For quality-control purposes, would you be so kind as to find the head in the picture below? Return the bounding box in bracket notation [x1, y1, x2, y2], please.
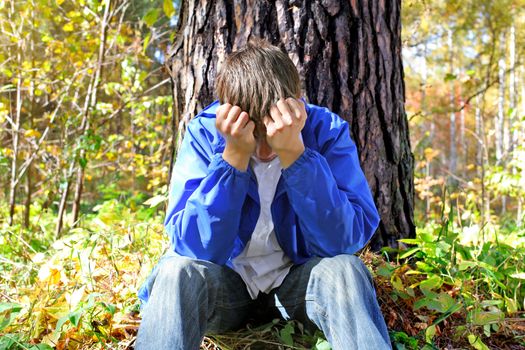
[215, 39, 301, 161]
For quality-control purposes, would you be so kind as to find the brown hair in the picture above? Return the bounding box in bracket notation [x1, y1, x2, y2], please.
[215, 38, 301, 125]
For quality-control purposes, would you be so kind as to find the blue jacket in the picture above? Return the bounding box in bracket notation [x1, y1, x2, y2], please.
[138, 100, 379, 302]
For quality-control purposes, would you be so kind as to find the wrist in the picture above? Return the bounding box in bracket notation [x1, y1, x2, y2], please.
[223, 144, 252, 171]
[277, 143, 305, 169]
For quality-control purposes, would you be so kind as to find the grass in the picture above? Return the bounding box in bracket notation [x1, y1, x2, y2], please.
[0, 199, 524, 349]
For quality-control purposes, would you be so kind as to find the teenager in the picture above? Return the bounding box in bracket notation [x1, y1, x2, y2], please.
[135, 39, 391, 350]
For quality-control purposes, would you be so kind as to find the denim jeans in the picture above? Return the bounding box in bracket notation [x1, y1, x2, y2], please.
[135, 253, 391, 350]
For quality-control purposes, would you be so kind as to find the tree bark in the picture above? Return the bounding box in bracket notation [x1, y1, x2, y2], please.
[167, 0, 415, 249]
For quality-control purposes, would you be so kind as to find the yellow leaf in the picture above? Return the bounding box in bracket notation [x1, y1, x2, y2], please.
[24, 129, 41, 138]
[56, 0, 65, 5]
[63, 22, 74, 32]
[106, 152, 116, 161]
[38, 263, 64, 286]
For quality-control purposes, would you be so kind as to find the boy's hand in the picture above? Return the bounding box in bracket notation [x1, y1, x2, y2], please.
[264, 98, 307, 168]
[216, 103, 256, 171]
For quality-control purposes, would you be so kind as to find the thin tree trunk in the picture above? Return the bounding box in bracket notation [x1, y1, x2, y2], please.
[497, 31, 506, 213]
[496, 31, 505, 162]
[167, 0, 415, 249]
[8, 6, 22, 226]
[509, 25, 516, 151]
[475, 96, 482, 181]
[478, 96, 491, 231]
[71, 0, 111, 225]
[508, 24, 518, 222]
[56, 164, 74, 239]
[421, 42, 432, 217]
[518, 66, 525, 226]
[448, 29, 457, 188]
[25, 1, 36, 228]
[458, 74, 466, 178]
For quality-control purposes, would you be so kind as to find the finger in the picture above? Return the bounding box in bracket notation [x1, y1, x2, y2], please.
[269, 104, 284, 129]
[226, 105, 242, 125]
[245, 120, 255, 134]
[285, 97, 303, 119]
[216, 103, 232, 121]
[232, 111, 249, 135]
[263, 115, 276, 136]
[276, 98, 293, 125]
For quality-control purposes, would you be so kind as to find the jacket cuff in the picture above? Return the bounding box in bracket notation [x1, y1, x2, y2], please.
[282, 147, 318, 182]
[208, 153, 251, 179]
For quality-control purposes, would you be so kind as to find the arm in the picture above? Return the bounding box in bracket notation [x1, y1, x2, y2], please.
[281, 111, 380, 257]
[164, 117, 251, 265]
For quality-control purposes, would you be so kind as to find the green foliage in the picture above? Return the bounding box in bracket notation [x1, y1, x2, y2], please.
[0, 197, 165, 348]
[381, 203, 525, 348]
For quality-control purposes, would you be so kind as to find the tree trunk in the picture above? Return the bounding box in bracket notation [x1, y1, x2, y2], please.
[497, 31, 507, 213]
[25, 2, 36, 228]
[71, 0, 111, 225]
[56, 170, 72, 239]
[447, 29, 457, 188]
[496, 31, 506, 163]
[518, 65, 525, 227]
[167, 0, 415, 249]
[421, 42, 433, 217]
[8, 13, 22, 226]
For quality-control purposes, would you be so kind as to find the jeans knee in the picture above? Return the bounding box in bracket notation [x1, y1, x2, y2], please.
[309, 255, 374, 297]
[337, 254, 371, 277]
[155, 256, 206, 288]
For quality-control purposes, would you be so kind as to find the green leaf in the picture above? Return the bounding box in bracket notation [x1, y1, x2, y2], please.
[470, 310, 504, 326]
[377, 264, 394, 278]
[399, 247, 420, 259]
[468, 334, 490, 350]
[314, 338, 332, 350]
[55, 314, 68, 332]
[163, 0, 175, 18]
[69, 310, 82, 327]
[420, 232, 434, 243]
[278, 322, 294, 346]
[0, 303, 22, 314]
[99, 301, 116, 315]
[143, 9, 160, 26]
[425, 324, 436, 343]
[143, 195, 167, 208]
[458, 261, 477, 271]
[79, 157, 88, 169]
[143, 32, 151, 55]
[414, 292, 456, 313]
[398, 238, 421, 245]
[419, 275, 443, 293]
[29, 344, 54, 350]
[480, 300, 503, 308]
[0, 303, 22, 331]
[0, 84, 15, 92]
[391, 275, 405, 292]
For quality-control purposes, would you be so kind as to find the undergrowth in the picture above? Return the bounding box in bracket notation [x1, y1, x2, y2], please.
[0, 199, 524, 349]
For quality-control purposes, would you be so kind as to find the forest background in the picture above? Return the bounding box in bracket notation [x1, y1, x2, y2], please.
[0, 0, 524, 349]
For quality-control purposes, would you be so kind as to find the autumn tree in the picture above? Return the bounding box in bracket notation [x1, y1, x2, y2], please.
[166, 0, 415, 249]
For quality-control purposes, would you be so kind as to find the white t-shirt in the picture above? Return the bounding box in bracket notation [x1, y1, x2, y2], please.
[231, 156, 293, 299]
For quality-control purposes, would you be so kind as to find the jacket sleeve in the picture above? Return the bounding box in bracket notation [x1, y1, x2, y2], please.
[164, 117, 250, 265]
[281, 113, 380, 257]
